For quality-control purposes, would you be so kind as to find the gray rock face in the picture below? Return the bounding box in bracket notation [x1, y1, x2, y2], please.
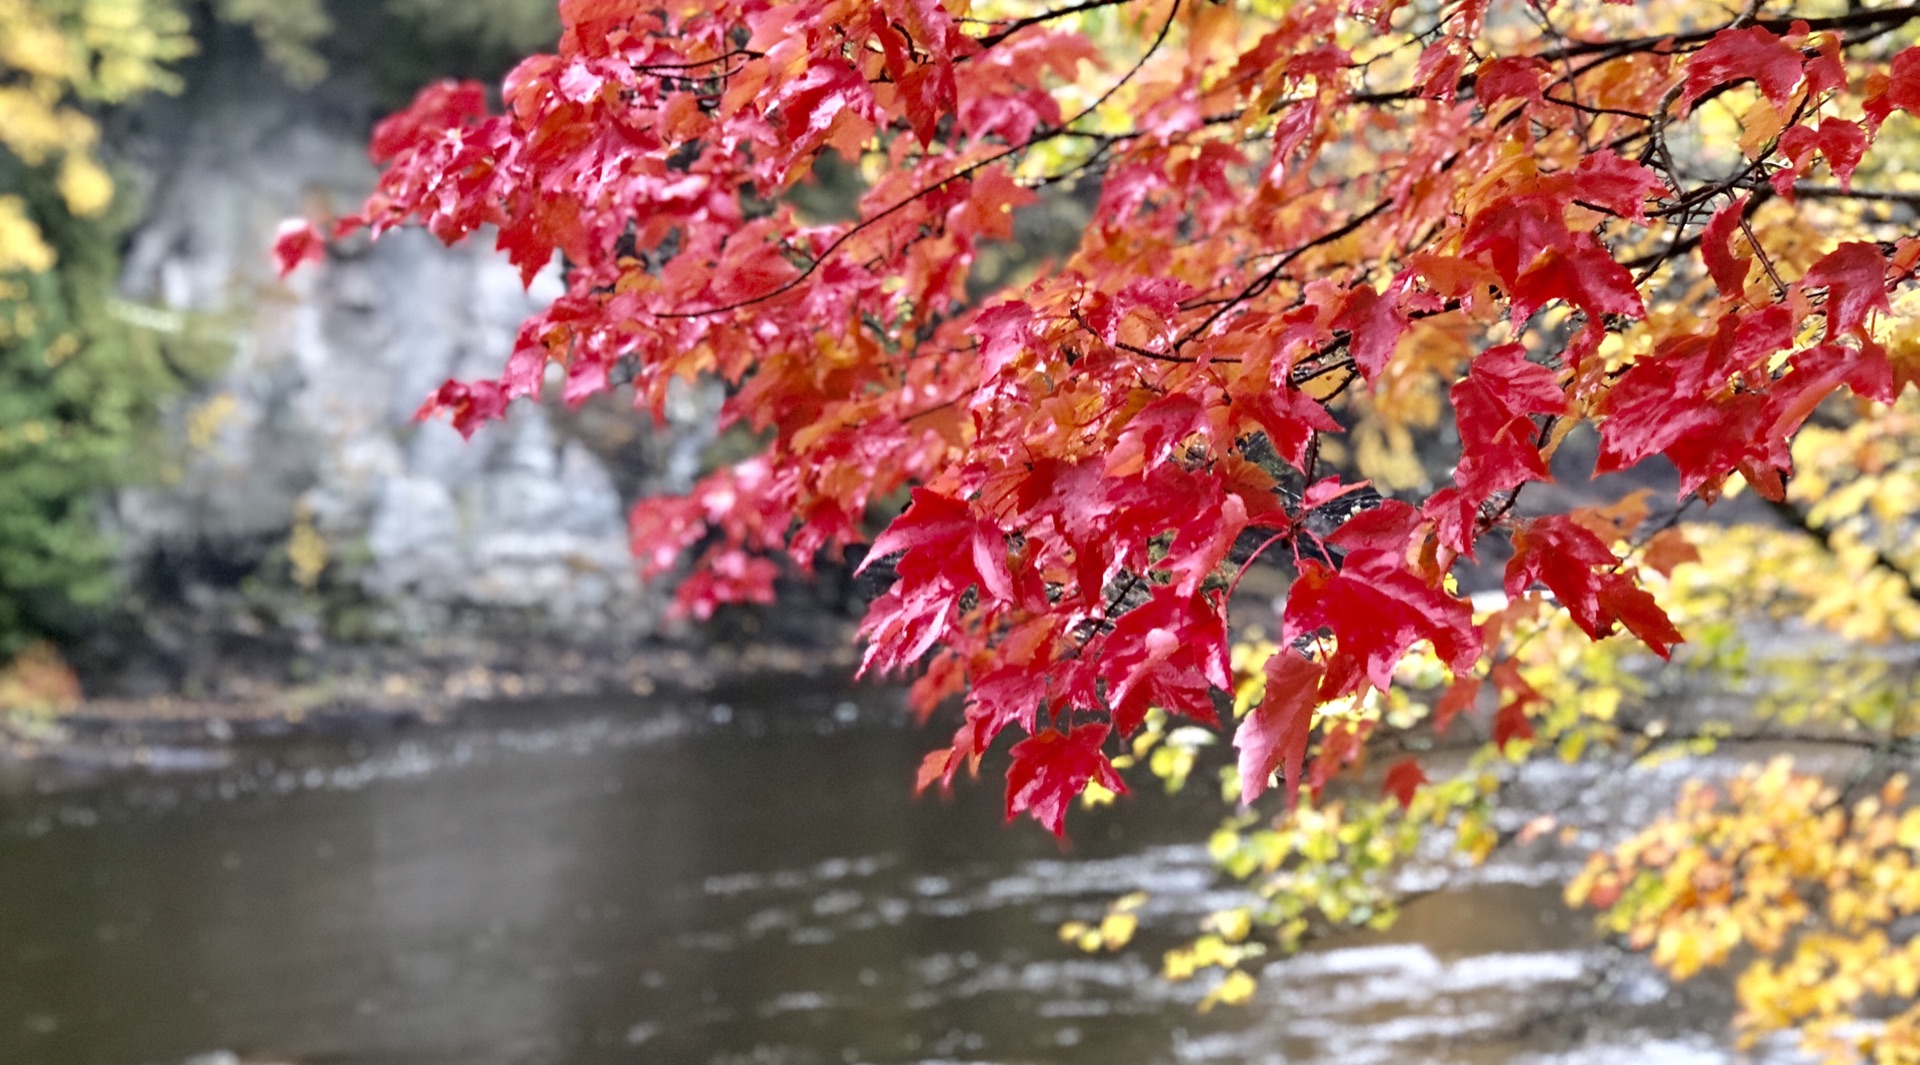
[106, 44, 711, 645]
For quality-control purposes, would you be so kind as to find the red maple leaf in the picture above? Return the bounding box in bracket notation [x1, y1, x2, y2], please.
[968, 301, 1036, 379]
[1006, 723, 1126, 836]
[1701, 196, 1752, 301]
[1230, 383, 1341, 470]
[368, 79, 488, 162]
[1471, 344, 1566, 415]
[1381, 758, 1428, 809]
[1509, 236, 1644, 322]
[1463, 194, 1569, 288]
[1492, 695, 1536, 751]
[1681, 26, 1804, 113]
[1433, 676, 1481, 735]
[1234, 649, 1326, 806]
[949, 166, 1037, 243]
[1285, 552, 1480, 698]
[1332, 285, 1408, 381]
[670, 546, 780, 620]
[1416, 41, 1466, 102]
[858, 489, 1019, 675]
[1596, 577, 1685, 659]
[960, 664, 1052, 752]
[1803, 242, 1891, 342]
[1596, 306, 1796, 481]
[1506, 516, 1681, 657]
[1474, 56, 1550, 104]
[1105, 391, 1218, 476]
[272, 219, 327, 277]
[417, 378, 510, 439]
[864, 488, 1014, 603]
[1780, 119, 1868, 192]
[1099, 586, 1231, 734]
[1450, 343, 1566, 501]
[1564, 150, 1665, 224]
[628, 495, 707, 579]
[1866, 46, 1920, 129]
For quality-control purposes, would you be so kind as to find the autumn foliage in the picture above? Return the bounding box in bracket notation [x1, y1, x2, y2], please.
[282, 0, 1920, 1057]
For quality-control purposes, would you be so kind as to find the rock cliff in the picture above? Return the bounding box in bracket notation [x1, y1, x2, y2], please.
[95, 31, 722, 689]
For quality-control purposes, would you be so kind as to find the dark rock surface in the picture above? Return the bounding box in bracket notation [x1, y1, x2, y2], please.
[82, 32, 737, 695]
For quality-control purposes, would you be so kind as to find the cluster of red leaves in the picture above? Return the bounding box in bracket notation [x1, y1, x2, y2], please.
[280, 0, 1920, 836]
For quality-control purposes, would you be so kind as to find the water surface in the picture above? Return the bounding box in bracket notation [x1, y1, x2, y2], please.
[0, 680, 1788, 1065]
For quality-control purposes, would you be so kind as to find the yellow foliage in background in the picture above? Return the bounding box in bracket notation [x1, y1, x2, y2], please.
[0, 0, 336, 274]
[1572, 764, 1920, 1064]
[0, 640, 81, 718]
[287, 503, 328, 590]
[0, 0, 191, 268]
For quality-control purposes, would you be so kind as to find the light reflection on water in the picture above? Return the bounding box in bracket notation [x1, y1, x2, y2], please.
[0, 682, 1801, 1065]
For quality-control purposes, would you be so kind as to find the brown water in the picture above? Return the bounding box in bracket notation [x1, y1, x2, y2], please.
[0, 680, 1795, 1065]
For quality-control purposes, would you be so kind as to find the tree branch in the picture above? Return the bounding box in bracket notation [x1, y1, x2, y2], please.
[972, 0, 1138, 48]
[1793, 183, 1920, 209]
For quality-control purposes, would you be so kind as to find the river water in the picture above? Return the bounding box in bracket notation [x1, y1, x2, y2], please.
[0, 678, 1800, 1065]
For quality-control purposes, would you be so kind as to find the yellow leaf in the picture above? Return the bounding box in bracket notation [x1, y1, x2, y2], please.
[1200, 969, 1257, 1012]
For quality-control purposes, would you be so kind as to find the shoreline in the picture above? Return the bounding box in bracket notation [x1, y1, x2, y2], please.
[2, 635, 865, 785]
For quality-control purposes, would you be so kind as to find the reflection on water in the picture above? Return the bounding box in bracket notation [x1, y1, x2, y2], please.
[0, 682, 1794, 1065]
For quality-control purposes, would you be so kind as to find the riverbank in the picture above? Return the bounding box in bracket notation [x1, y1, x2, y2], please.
[3, 627, 863, 786]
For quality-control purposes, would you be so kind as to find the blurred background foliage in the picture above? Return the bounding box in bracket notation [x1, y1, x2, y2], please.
[0, 0, 559, 664]
[380, 0, 558, 59]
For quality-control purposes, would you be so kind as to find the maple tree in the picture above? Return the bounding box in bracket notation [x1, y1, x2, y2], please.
[281, 0, 1920, 1057]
